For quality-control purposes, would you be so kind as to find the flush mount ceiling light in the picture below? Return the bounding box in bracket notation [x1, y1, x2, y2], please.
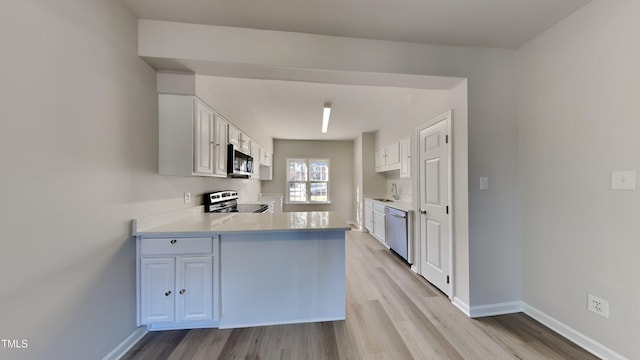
[322, 103, 331, 133]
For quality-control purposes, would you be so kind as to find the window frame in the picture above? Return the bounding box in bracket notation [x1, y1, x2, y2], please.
[286, 158, 331, 204]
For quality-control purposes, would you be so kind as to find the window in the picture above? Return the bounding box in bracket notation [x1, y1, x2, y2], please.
[287, 159, 330, 204]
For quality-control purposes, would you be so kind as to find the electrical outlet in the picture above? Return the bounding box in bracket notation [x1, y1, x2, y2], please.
[184, 192, 191, 204]
[611, 171, 636, 190]
[479, 177, 489, 190]
[587, 294, 609, 318]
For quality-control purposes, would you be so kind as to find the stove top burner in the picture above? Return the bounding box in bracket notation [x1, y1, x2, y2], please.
[203, 191, 269, 213]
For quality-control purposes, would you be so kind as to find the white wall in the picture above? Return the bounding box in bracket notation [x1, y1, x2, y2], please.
[517, 1, 640, 358]
[261, 140, 354, 222]
[137, 20, 522, 308]
[0, 1, 259, 359]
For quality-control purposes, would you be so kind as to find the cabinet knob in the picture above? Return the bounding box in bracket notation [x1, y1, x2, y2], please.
[165, 291, 172, 296]
[170, 239, 177, 244]
[179, 289, 186, 295]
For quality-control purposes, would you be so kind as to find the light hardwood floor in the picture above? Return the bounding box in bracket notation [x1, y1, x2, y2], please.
[123, 230, 597, 359]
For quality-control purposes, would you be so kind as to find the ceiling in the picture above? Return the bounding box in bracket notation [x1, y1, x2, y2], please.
[200, 76, 444, 141]
[121, 0, 591, 141]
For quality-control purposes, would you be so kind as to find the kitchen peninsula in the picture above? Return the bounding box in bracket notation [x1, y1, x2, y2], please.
[132, 208, 350, 331]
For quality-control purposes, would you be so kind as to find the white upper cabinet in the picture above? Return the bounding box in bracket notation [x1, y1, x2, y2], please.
[400, 137, 411, 178]
[375, 142, 401, 172]
[262, 149, 273, 167]
[228, 124, 240, 149]
[375, 149, 386, 169]
[249, 138, 260, 178]
[159, 94, 225, 177]
[228, 124, 250, 153]
[213, 116, 229, 177]
[193, 99, 215, 175]
[250, 138, 260, 160]
[158, 92, 269, 179]
[386, 142, 400, 165]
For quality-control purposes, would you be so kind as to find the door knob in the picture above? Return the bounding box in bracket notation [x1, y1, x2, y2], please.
[419, 209, 427, 215]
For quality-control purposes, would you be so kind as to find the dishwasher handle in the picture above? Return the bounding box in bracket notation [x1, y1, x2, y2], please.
[385, 207, 407, 218]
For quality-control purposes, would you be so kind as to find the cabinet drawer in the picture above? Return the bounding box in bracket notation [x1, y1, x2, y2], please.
[141, 237, 212, 255]
[373, 203, 386, 213]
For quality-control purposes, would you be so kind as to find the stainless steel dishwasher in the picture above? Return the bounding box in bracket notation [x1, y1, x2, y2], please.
[384, 206, 413, 264]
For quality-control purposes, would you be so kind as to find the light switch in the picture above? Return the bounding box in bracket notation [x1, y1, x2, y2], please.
[611, 171, 636, 190]
[479, 177, 489, 190]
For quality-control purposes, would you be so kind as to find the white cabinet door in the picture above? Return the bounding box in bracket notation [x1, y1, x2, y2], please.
[250, 140, 260, 159]
[240, 135, 250, 153]
[141, 257, 176, 324]
[262, 150, 273, 167]
[364, 200, 374, 232]
[375, 149, 386, 170]
[213, 116, 228, 177]
[176, 256, 213, 322]
[373, 211, 386, 244]
[400, 137, 411, 178]
[228, 124, 241, 149]
[385, 143, 400, 165]
[229, 126, 250, 154]
[375, 143, 401, 172]
[250, 140, 260, 178]
[194, 99, 215, 175]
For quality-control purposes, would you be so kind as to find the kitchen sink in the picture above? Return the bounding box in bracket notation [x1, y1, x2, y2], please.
[373, 198, 394, 202]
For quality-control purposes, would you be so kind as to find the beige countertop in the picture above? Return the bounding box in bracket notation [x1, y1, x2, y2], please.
[132, 208, 350, 237]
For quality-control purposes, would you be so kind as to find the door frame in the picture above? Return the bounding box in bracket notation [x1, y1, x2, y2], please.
[414, 110, 454, 299]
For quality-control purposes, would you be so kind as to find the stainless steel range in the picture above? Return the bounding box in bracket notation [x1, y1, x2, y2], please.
[203, 190, 269, 213]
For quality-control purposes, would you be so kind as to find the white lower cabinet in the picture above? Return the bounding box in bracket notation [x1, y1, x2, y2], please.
[373, 203, 386, 245]
[176, 256, 213, 322]
[138, 237, 219, 330]
[141, 257, 176, 324]
[364, 199, 374, 232]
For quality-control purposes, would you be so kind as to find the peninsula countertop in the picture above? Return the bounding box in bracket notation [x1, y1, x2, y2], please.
[132, 208, 351, 237]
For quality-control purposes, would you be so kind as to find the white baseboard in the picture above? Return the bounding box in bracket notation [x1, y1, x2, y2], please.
[452, 297, 470, 317]
[410, 265, 418, 273]
[449, 300, 627, 359]
[469, 301, 523, 318]
[102, 327, 148, 360]
[522, 303, 628, 360]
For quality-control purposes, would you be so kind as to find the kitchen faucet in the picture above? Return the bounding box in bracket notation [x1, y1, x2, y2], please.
[391, 183, 399, 200]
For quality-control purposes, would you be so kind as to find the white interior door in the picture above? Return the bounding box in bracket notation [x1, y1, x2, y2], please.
[418, 112, 451, 296]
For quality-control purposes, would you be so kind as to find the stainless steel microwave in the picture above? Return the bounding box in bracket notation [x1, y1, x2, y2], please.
[227, 144, 253, 178]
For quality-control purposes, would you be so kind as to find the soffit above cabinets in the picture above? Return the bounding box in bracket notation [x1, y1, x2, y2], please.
[121, 0, 590, 49]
